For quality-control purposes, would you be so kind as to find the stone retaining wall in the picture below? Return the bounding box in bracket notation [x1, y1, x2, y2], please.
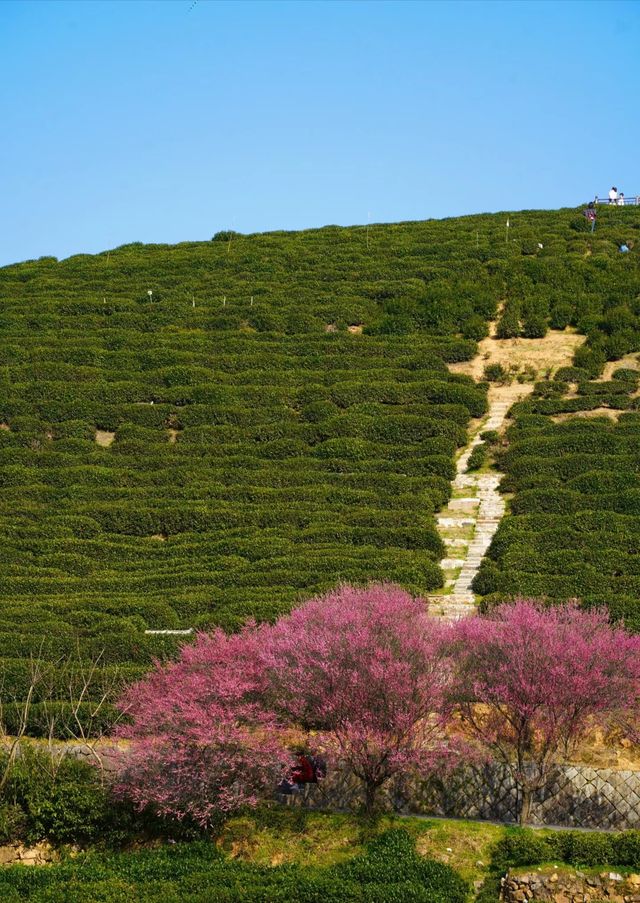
[0, 842, 58, 867]
[501, 869, 640, 902]
[20, 742, 640, 831]
[289, 762, 640, 830]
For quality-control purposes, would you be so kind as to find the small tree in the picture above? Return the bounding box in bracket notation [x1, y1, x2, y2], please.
[451, 600, 640, 825]
[115, 627, 286, 827]
[262, 583, 455, 814]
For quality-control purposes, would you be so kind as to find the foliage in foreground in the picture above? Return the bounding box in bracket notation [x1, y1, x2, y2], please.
[116, 586, 640, 827]
[477, 827, 640, 903]
[450, 600, 640, 825]
[116, 584, 456, 822]
[0, 828, 468, 903]
[0, 745, 116, 847]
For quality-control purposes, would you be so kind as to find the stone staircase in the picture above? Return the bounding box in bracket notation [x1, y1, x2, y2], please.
[428, 389, 531, 620]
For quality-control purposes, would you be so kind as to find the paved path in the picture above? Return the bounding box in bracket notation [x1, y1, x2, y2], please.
[429, 385, 533, 620]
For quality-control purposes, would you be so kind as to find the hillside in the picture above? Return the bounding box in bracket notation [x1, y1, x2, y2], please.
[0, 205, 639, 732]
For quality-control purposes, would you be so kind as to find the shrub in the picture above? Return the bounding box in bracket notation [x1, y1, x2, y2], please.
[0, 803, 27, 844]
[211, 230, 242, 241]
[483, 363, 507, 382]
[496, 301, 521, 339]
[462, 314, 489, 341]
[467, 442, 487, 471]
[0, 746, 110, 845]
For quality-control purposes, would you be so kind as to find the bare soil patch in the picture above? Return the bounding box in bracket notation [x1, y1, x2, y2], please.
[551, 408, 622, 423]
[0, 423, 10, 431]
[487, 382, 534, 413]
[599, 352, 640, 381]
[167, 428, 179, 444]
[95, 429, 115, 447]
[573, 726, 640, 769]
[449, 327, 585, 381]
[347, 324, 363, 334]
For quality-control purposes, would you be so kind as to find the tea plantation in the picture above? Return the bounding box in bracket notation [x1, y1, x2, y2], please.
[1, 205, 639, 730]
[475, 378, 640, 628]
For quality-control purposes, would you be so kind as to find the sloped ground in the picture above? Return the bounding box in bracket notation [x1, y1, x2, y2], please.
[429, 385, 532, 619]
[430, 325, 585, 620]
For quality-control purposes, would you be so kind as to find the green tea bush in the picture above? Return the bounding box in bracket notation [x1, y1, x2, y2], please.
[477, 408, 640, 626]
[0, 828, 468, 902]
[467, 442, 488, 471]
[490, 828, 640, 871]
[0, 746, 109, 845]
[483, 363, 508, 383]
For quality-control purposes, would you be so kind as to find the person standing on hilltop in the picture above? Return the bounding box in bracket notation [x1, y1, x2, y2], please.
[618, 193, 625, 206]
[584, 202, 597, 232]
[609, 186, 618, 204]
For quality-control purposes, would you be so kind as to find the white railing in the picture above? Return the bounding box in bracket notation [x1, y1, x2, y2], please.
[594, 194, 640, 206]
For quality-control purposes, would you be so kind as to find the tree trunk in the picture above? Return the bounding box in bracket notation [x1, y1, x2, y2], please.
[518, 785, 533, 826]
[364, 781, 377, 816]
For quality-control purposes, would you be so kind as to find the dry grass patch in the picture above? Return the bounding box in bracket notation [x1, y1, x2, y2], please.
[551, 408, 622, 423]
[415, 818, 504, 884]
[95, 429, 115, 447]
[449, 328, 585, 381]
[218, 809, 504, 884]
[599, 352, 640, 381]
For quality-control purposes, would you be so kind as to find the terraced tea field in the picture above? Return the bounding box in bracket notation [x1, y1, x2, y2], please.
[475, 371, 640, 629]
[1, 206, 639, 732]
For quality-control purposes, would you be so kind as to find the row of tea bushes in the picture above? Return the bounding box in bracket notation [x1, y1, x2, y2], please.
[0, 829, 468, 903]
[474, 393, 640, 627]
[2, 206, 638, 344]
[1, 206, 639, 727]
[0, 328, 486, 727]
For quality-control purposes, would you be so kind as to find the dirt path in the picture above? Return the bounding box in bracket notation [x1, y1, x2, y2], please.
[430, 324, 583, 621]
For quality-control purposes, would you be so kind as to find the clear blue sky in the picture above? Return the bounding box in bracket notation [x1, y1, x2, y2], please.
[1, 0, 638, 266]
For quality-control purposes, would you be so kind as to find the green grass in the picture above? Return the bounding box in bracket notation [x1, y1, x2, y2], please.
[0, 819, 470, 902]
[218, 810, 504, 884]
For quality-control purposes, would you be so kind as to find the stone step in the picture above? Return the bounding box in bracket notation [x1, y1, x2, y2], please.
[437, 516, 476, 526]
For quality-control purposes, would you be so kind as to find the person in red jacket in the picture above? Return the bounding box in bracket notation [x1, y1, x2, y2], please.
[276, 747, 326, 795]
[290, 753, 315, 785]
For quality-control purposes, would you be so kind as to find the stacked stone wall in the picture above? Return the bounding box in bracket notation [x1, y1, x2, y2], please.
[501, 869, 640, 902]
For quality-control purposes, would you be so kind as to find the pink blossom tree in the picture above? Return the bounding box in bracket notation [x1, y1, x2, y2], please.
[451, 600, 640, 825]
[114, 626, 287, 827]
[115, 583, 456, 822]
[261, 583, 456, 814]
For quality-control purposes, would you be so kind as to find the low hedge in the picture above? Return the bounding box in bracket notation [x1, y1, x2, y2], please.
[478, 828, 640, 903]
[0, 828, 468, 902]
